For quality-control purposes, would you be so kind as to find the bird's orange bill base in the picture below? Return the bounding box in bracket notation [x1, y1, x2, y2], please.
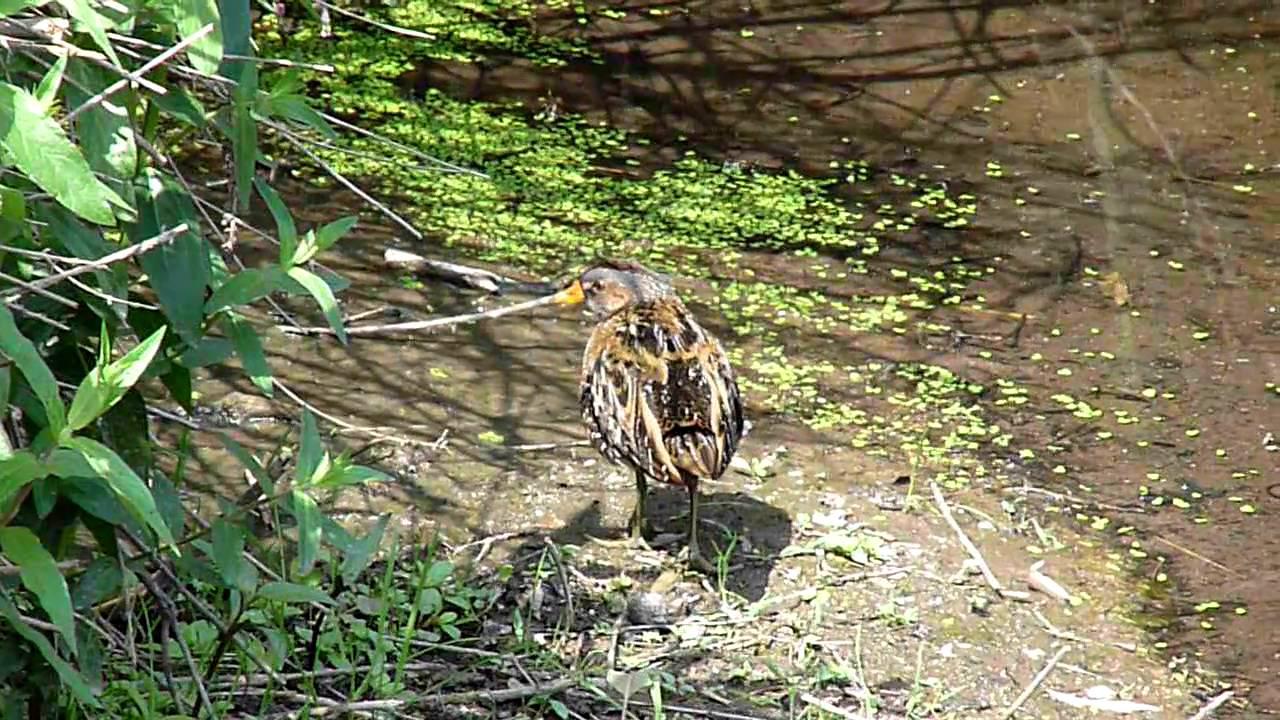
[552, 280, 585, 306]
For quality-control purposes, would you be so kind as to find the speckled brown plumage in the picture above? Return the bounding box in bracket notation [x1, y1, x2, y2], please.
[555, 261, 744, 571]
[580, 298, 743, 491]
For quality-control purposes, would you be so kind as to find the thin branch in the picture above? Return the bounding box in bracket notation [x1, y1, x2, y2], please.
[0, 223, 187, 302]
[317, 111, 488, 179]
[265, 119, 422, 240]
[65, 23, 217, 123]
[931, 483, 1005, 594]
[1002, 646, 1068, 719]
[0, 269, 78, 309]
[312, 0, 438, 40]
[1187, 690, 1234, 720]
[4, 301, 70, 331]
[279, 292, 564, 338]
[133, 568, 218, 719]
[0, 244, 96, 265]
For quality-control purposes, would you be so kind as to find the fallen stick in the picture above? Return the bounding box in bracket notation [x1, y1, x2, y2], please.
[1187, 690, 1234, 720]
[931, 483, 1004, 594]
[383, 248, 512, 293]
[279, 291, 564, 338]
[1002, 646, 1068, 719]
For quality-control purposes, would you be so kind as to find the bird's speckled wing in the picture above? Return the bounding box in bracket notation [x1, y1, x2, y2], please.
[579, 299, 744, 488]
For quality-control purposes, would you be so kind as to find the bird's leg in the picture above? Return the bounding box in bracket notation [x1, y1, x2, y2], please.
[627, 470, 655, 540]
[682, 485, 714, 574]
[588, 471, 653, 550]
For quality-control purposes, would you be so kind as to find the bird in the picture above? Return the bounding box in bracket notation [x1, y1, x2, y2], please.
[553, 260, 745, 572]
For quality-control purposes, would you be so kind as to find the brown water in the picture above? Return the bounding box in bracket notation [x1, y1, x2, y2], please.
[172, 1, 1280, 715]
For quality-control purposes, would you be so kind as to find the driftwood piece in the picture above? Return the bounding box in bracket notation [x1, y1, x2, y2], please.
[383, 249, 528, 294]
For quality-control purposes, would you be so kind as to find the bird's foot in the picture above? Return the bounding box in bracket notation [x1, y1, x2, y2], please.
[678, 544, 716, 575]
[586, 534, 655, 551]
[587, 522, 655, 551]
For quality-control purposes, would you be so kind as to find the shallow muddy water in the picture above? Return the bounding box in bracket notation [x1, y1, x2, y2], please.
[174, 0, 1280, 715]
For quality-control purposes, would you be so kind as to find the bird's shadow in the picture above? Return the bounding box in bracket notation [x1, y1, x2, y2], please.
[545, 485, 793, 603]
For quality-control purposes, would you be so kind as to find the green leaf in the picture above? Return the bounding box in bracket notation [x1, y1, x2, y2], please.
[210, 518, 252, 592]
[290, 489, 321, 575]
[0, 305, 66, 436]
[217, 0, 252, 81]
[218, 434, 274, 496]
[176, 2, 222, 75]
[0, 450, 45, 511]
[150, 85, 206, 127]
[0, 0, 50, 17]
[159, 363, 193, 413]
[253, 178, 296, 265]
[204, 266, 286, 314]
[66, 326, 166, 432]
[424, 560, 452, 588]
[257, 581, 333, 605]
[268, 95, 336, 138]
[339, 514, 387, 585]
[34, 54, 67, 110]
[55, 0, 121, 66]
[37, 205, 128, 308]
[0, 593, 99, 706]
[71, 558, 122, 610]
[66, 62, 138, 192]
[294, 409, 322, 485]
[314, 216, 357, 253]
[0, 527, 77, 657]
[59, 477, 137, 528]
[0, 185, 29, 246]
[133, 169, 210, 344]
[50, 438, 176, 549]
[230, 65, 258, 211]
[178, 337, 233, 368]
[223, 313, 272, 396]
[0, 82, 129, 225]
[150, 471, 186, 541]
[286, 266, 347, 345]
[314, 457, 391, 490]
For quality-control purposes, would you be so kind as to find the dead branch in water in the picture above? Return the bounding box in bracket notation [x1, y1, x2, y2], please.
[384, 248, 520, 294]
[279, 291, 565, 338]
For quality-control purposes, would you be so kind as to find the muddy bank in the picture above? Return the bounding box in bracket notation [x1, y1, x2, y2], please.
[156, 0, 1280, 715]
[387, 1, 1280, 712]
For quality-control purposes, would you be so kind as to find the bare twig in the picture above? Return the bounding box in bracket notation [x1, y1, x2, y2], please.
[931, 483, 1004, 594]
[1, 223, 187, 302]
[312, 0, 437, 40]
[1002, 646, 1068, 719]
[317, 111, 488, 179]
[203, 661, 449, 690]
[266, 119, 422, 239]
[383, 248, 522, 293]
[4, 302, 70, 331]
[1187, 690, 1234, 720]
[65, 23, 217, 122]
[1151, 535, 1242, 577]
[280, 292, 564, 337]
[800, 693, 867, 720]
[133, 568, 218, 719]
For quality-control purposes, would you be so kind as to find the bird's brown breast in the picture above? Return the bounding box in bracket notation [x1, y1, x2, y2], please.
[578, 298, 744, 489]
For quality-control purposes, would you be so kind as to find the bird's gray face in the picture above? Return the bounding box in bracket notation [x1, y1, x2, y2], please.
[578, 266, 672, 320]
[551, 262, 674, 320]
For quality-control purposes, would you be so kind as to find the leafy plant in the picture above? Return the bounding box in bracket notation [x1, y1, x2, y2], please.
[0, 0, 390, 712]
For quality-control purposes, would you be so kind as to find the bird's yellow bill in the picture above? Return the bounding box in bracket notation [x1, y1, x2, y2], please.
[552, 280, 585, 306]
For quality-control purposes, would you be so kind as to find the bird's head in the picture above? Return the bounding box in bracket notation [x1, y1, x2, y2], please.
[552, 260, 674, 320]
